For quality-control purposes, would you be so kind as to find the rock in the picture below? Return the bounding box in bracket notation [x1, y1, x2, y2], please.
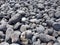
[52, 22, 60, 31]
[25, 30, 33, 39]
[20, 32, 28, 45]
[33, 39, 41, 45]
[37, 3, 44, 9]
[36, 25, 45, 33]
[53, 30, 58, 38]
[21, 17, 27, 22]
[6, 24, 14, 29]
[8, 13, 21, 24]
[39, 0, 45, 3]
[47, 28, 54, 35]
[55, 11, 60, 18]
[47, 42, 53, 45]
[14, 3, 20, 8]
[14, 22, 21, 29]
[39, 33, 56, 42]
[5, 28, 14, 41]
[57, 37, 60, 42]
[17, 10, 25, 14]
[20, 24, 30, 32]
[32, 33, 40, 42]
[53, 43, 60, 45]
[41, 43, 47, 45]
[57, 31, 60, 35]
[30, 19, 37, 23]
[46, 19, 54, 26]
[0, 42, 9, 45]
[10, 43, 19, 45]
[0, 31, 4, 36]
[11, 31, 21, 42]
[30, 23, 36, 29]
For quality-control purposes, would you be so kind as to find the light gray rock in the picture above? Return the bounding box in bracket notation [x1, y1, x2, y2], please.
[20, 24, 30, 32]
[14, 22, 21, 29]
[0, 42, 9, 45]
[5, 28, 14, 41]
[10, 43, 19, 45]
[57, 37, 60, 43]
[55, 11, 60, 18]
[11, 31, 21, 42]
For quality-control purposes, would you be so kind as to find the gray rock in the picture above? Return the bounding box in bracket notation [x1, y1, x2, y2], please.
[20, 24, 30, 32]
[41, 43, 47, 45]
[33, 39, 41, 45]
[55, 11, 60, 18]
[36, 25, 45, 33]
[14, 22, 21, 29]
[11, 31, 21, 42]
[0, 42, 9, 45]
[53, 22, 60, 31]
[57, 37, 60, 43]
[53, 43, 60, 45]
[47, 42, 53, 45]
[8, 13, 22, 24]
[10, 43, 19, 45]
[47, 28, 54, 35]
[37, 3, 44, 9]
[39, 33, 56, 42]
[30, 19, 37, 23]
[53, 30, 58, 37]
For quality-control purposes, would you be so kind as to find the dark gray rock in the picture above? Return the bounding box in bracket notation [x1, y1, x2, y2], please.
[53, 22, 60, 31]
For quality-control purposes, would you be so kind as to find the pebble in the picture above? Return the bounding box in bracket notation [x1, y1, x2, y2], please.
[30, 19, 37, 23]
[21, 17, 27, 22]
[57, 37, 60, 43]
[47, 42, 53, 45]
[36, 25, 45, 33]
[47, 28, 54, 35]
[5, 28, 14, 41]
[11, 31, 20, 42]
[20, 24, 30, 32]
[8, 13, 21, 24]
[33, 39, 41, 45]
[53, 43, 60, 45]
[14, 22, 21, 29]
[55, 11, 60, 18]
[0, 42, 9, 45]
[53, 22, 60, 31]
[41, 43, 47, 45]
[10, 43, 19, 45]
[39, 33, 56, 42]
[37, 3, 44, 9]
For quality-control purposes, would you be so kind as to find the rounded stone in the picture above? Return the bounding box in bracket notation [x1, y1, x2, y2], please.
[36, 25, 45, 33]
